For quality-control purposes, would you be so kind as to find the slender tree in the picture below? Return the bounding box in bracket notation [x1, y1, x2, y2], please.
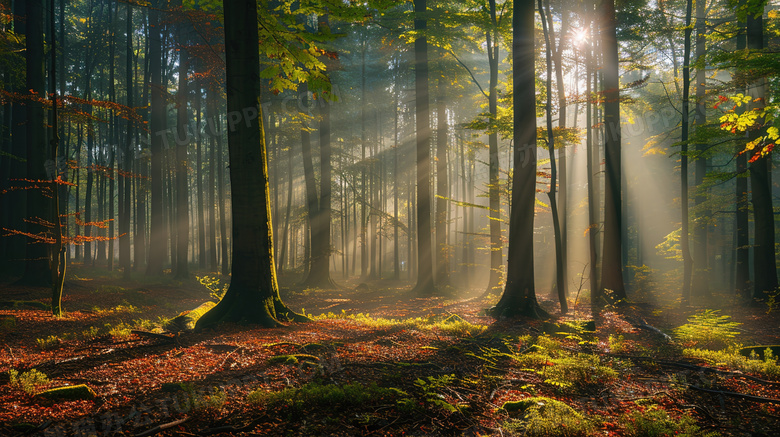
[598, 0, 626, 303]
[411, 0, 436, 295]
[680, 0, 693, 305]
[146, 0, 166, 276]
[490, 0, 546, 319]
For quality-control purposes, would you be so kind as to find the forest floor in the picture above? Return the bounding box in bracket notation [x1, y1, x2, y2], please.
[1, 265, 780, 436]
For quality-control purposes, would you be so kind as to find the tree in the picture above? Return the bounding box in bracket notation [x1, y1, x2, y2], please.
[490, 0, 547, 319]
[174, 20, 190, 280]
[692, 0, 709, 299]
[539, 0, 567, 314]
[746, 1, 777, 302]
[19, 0, 51, 286]
[680, 0, 694, 305]
[485, 0, 503, 296]
[195, 0, 305, 329]
[146, 0, 166, 276]
[411, 0, 436, 295]
[597, 0, 626, 303]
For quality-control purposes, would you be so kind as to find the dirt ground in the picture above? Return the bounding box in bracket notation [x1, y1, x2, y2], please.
[1, 265, 779, 436]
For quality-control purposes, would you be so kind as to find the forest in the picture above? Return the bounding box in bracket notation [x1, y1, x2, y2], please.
[1, 0, 780, 435]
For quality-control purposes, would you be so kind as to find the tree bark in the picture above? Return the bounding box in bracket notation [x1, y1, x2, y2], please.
[680, 0, 694, 305]
[20, 0, 52, 286]
[174, 25, 189, 280]
[435, 76, 449, 287]
[485, 0, 502, 296]
[147, 0, 166, 276]
[747, 6, 777, 302]
[692, 0, 709, 299]
[411, 0, 436, 295]
[598, 0, 626, 303]
[539, 0, 567, 314]
[196, 0, 305, 329]
[491, 0, 547, 319]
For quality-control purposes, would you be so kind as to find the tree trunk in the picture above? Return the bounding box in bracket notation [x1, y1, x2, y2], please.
[411, 0, 435, 295]
[680, 0, 694, 305]
[20, 0, 52, 286]
[435, 76, 449, 287]
[196, 0, 305, 329]
[598, 0, 626, 303]
[120, 1, 133, 278]
[491, 0, 547, 319]
[692, 0, 709, 299]
[196, 78, 207, 271]
[585, 1, 599, 305]
[539, 0, 567, 314]
[174, 27, 190, 280]
[747, 6, 777, 302]
[147, 0, 166, 276]
[485, 0, 502, 296]
[734, 0, 750, 297]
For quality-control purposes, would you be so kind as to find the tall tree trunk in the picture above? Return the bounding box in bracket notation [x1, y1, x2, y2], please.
[491, 0, 546, 319]
[747, 5, 777, 302]
[598, 0, 626, 303]
[207, 89, 219, 271]
[539, 0, 567, 314]
[435, 76, 449, 287]
[147, 0, 166, 275]
[550, 2, 569, 297]
[20, 0, 52, 285]
[120, 1, 133, 278]
[49, 0, 65, 316]
[411, 0, 435, 295]
[485, 0, 502, 296]
[196, 78, 206, 270]
[692, 0, 709, 299]
[174, 28, 189, 280]
[196, 0, 304, 329]
[680, 0, 694, 305]
[734, 0, 750, 297]
[585, 1, 599, 304]
[107, 3, 117, 271]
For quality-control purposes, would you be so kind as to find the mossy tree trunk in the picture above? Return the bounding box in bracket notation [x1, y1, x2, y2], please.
[196, 0, 305, 330]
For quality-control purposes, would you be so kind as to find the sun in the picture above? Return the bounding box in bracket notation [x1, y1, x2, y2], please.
[570, 27, 589, 47]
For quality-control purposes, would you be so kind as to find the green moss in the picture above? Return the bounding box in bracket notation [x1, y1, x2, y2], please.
[34, 384, 96, 401]
[164, 301, 216, 331]
[267, 354, 320, 365]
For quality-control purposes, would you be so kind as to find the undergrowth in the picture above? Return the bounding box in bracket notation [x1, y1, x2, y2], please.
[621, 404, 718, 436]
[312, 311, 486, 337]
[501, 396, 595, 436]
[9, 369, 49, 395]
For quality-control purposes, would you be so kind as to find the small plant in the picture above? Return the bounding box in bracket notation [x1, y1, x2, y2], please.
[36, 335, 62, 350]
[683, 346, 780, 380]
[501, 396, 594, 436]
[197, 275, 228, 301]
[608, 334, 625, 353]
[9, 369, 50, 395]
[412, 374, 461, 412]
[674, 310, 741, 350]
[81, 326, 101, 341]
[189, 387, 226, 413]
[91, 302, 138, 315]
[107, 322, 132, 339]
[622, 404, 717, 437]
